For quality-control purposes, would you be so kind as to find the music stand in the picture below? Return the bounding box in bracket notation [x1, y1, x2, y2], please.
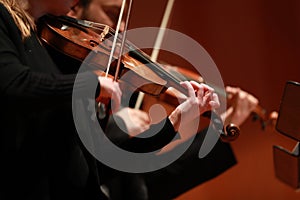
[273, 81, 300, 189]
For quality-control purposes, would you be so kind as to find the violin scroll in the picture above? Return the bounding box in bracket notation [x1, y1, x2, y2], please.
[221, 123, 240, 142]
[203, 111, 240, 142]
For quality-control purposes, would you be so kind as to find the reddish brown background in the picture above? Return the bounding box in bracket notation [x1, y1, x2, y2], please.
[128, 0, 300, 199]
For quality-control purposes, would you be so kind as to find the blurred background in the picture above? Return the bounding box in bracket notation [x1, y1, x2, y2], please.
[128, 0, 300, 199]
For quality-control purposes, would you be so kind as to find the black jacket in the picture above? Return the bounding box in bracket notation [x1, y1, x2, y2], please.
[0, 3, 103, 200]
[0, 4, 179, 199]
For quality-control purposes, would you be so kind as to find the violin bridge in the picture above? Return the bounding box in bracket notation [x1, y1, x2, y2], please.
[99, 26, 110, 41]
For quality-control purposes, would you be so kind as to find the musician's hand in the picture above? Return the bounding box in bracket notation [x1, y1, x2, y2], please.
[169, 81, 220, 132]
[224, 86, 258, 126]
[96, 76, 122, 113]
[115, 107, 151, 137]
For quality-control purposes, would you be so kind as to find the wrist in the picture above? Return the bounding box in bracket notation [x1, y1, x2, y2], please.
[168, 108, 181, 132]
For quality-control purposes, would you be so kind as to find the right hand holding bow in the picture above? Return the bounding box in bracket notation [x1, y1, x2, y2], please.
[96, 76, 122, 113]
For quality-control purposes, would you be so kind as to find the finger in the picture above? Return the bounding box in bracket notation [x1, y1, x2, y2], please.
[212, 93, 220, 104]
[226, 88, 240, 106]
[209, 93, 220, 109]
[141, 112, 151, 124]
[190, 81, 214, 95]
[203, 85, 216, 103]
[226, 87, 240, 102]
[180, 81, 196, 98]
[189, 80, 202, 90]
[249, 95, 259, 106]
[198, 82, 215, 93]
[203, 90, 220, 110]
[111, 85, 122, 113]
[225, 86, 240, 95]
[202, 89, 214, 104]
[114, 82, 122, 100]
[247, 94, 259, 111]
[189, 81, 204, 97]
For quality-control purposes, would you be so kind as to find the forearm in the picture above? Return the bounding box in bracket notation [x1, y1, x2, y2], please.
[105, 115, 177, 153]
[2, 70, 97, 106]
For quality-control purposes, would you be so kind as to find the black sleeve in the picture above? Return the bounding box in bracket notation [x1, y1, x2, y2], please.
[145, 129, 237, 200]
[105, 115, 177, 153]
[0, 5, 98, 107]
[1, 69, 96, 102]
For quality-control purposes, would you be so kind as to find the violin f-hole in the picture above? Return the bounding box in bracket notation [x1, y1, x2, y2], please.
[89, 39, 99, 47]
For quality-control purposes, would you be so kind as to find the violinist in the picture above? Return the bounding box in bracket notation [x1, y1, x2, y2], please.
[0, 0, 123, 199]
[68, 0, 260, 200]
[0, 0, 220, 199]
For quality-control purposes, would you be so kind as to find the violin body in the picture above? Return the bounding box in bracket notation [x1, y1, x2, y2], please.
[37, 14, 168, 95]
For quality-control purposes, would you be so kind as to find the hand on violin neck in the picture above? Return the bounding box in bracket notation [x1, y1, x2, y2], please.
[223, 86, 259, 126]
[168, 81, 220, 132]
[96, 76, 122, 113]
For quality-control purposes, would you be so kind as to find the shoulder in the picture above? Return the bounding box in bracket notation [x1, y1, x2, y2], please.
[0, 3, 24, 46]
[0, 3, 19, 34]
[0, 3, 13, 21]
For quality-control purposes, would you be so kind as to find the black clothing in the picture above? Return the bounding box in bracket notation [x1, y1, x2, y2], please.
[0, 4, 102, 200]
[0, 4, 179, 199]
[106, 115, 177, 153]
[145, 129, 236, 200]
[102, 93, 236, 200]
[105, 128, 236, 200]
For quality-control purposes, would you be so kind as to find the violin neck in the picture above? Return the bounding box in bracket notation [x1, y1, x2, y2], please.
[128, 50, 187, 95]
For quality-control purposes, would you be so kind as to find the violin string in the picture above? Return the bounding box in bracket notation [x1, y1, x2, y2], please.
[73, 15, 183, 88]
[134, 0, 175, 109]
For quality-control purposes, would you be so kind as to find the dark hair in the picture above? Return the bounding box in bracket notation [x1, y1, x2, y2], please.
[79, 0, 92, 8]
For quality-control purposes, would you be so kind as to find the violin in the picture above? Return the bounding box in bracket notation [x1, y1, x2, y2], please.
[36, 14, 239, 142]
[37, 14, 170, 95]
[142, 64, 274, 130]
